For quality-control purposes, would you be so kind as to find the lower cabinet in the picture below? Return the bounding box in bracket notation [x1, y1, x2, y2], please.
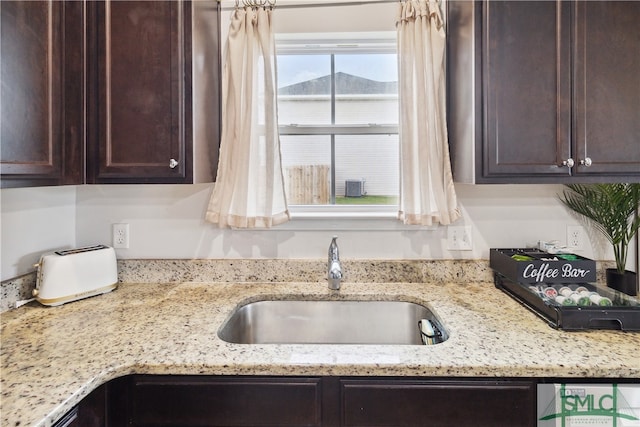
[130, 376, 323, 427]
[52, 383, 107, 427]
[66, 375, 534, 427]
[339, 378, 535, 427]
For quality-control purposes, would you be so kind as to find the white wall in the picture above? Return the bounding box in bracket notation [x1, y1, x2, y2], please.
[1, 186, 76, 280]
[72, 183, 620, 262]
[2, 182, 637, 282]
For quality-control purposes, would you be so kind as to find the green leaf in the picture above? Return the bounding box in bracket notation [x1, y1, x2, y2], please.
[559, 183, 640, 273]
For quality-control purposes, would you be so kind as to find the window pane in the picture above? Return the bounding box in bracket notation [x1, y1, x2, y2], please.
[275, 37, 399, 208]
[335, 54, 398, 125]
[280, 135, 331, 205]
[277, 55, 331, 125]
[335, 135, 399, 205]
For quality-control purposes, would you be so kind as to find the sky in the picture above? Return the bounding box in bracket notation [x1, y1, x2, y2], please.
[276, 53, 398, 88]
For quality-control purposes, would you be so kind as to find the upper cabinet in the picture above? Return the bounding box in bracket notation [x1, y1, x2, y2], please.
[573, 2, 640, 178]
[1, 0, 220, 188]
[448, 1, 640, 184]
[86, 0, 193, 184]
[0, 1, 84, 188]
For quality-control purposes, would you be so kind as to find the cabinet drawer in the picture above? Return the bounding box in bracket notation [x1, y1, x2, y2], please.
[131, 375, 322, 426]
[341, 379, 535, 427]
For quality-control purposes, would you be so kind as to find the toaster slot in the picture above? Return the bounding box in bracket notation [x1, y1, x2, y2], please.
[55, 244, 109, 256]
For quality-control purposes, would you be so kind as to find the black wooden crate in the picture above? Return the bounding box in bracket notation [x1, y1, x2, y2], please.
[490, 248, 596, 284]
[494, 273, 640, 331]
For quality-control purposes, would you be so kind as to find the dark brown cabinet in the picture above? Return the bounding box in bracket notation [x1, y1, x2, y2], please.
[46, 375, 640, 427]
[1, 0, 211, 188]
[0, 1, 84, 188]
[52, 382, 108, 427]
[448, 1, 640, 184]
[79, 375, 535, 427]
[86, 0, 193, 184]
[481, 1, 571, 180]
[339, 378, 535, 427]
[572, 1, 640, 178]
[130, 376, 323, 426]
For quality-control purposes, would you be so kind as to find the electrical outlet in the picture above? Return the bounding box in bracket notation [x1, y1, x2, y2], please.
[112, 223, 130, 249]
[447, 225, 473, 251]
[567, 225, 584, 250]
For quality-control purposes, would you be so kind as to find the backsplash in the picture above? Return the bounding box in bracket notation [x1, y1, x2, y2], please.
[115, 259, 493, 284]
[0, 273, 36, 312]
[1, 259, 492, 312]
[1, 258, 614, 313]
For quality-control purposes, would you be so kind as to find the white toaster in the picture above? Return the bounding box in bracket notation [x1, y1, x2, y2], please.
[33, 244, 118, 306]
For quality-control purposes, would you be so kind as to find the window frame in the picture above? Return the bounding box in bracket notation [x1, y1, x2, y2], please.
[276, 32, 400, 217]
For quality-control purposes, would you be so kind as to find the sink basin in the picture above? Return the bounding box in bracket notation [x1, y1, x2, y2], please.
[218, 300, 448, 345]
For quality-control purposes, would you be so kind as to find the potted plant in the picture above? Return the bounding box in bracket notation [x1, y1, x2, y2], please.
[559, 183, 640, 296]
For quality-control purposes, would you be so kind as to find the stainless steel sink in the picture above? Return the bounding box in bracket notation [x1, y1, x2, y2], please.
[218, 300, 448, 345]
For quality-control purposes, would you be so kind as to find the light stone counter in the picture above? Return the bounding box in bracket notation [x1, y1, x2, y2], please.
[1, 261, 638, 427]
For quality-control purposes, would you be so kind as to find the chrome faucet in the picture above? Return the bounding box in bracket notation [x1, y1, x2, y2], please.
[327, 235, 342, 290]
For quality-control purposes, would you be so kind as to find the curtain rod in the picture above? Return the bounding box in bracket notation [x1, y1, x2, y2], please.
[220, 0, 395, 11]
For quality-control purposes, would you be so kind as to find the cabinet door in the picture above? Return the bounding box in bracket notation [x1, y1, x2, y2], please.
[87, 0, 192, 184]
[130, 375, 322, 426]
[52, 383, 107, 427]
[0, 1, 81, 188]
[482, 1, 572, 180]
[573, 1, 640, 178]
[341, 378, 536, 427]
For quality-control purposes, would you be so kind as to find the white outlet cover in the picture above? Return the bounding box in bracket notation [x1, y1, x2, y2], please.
[447, 225, 473, 251]
[112, 223, 130, 249]
[566, 225, 585, 250]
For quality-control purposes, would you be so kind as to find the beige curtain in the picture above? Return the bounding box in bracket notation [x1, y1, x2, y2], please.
[206, 6, 289, 228]
[396, 0, 460, 226]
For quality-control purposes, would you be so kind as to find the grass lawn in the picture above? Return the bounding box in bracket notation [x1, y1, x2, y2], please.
[335, 195, 398, 205]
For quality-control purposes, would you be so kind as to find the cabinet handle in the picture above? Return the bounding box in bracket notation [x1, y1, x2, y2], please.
[580, 157, 592, 167]
[561, 158, 575, 168]
[169, 159, 179, 169]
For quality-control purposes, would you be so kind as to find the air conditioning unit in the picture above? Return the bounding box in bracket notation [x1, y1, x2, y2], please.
[345, 179, 366, 197]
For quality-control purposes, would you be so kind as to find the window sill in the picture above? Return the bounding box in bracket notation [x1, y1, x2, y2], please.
[276, 206, 438, 231]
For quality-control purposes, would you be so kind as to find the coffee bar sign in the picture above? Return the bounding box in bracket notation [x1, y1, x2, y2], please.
[490, 249, 597, 284]
[523, 262, 592, 283]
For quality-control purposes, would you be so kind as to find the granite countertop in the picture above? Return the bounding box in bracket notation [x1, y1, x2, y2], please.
[2, 276, 640, 426]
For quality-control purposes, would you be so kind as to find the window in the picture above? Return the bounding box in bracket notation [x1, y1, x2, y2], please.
[276, 33, 399, 211]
